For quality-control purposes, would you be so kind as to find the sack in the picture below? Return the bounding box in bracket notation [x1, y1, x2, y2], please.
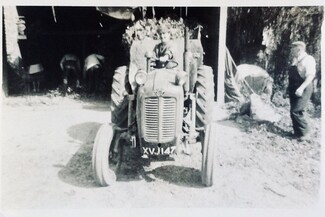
[249, 94, 281, 123]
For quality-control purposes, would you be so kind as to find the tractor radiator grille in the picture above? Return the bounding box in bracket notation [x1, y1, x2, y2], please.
[143, 97, 177, 143]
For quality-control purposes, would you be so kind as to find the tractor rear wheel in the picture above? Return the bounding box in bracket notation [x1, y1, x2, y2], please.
[111, 66, 131, 128]
[201, 122, 216, 187]
[92, 123, 117, 186]
[195, 65, 215, 187]
[195, 65, 215, 128]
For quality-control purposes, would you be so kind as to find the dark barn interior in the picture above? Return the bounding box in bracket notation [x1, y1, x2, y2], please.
[4, 6, 220, 96]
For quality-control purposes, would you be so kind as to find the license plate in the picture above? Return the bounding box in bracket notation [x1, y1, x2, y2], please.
[142, 146, 176, 155]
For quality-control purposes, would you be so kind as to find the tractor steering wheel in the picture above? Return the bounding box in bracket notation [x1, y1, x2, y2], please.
[153, 59, 178, 69]
[166, 60, 178, 69]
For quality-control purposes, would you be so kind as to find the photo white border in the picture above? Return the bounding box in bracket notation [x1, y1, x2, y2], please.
[1, 0, 324, 217]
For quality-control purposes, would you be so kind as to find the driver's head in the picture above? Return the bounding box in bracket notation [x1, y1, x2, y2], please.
[157, 24, 171, 43]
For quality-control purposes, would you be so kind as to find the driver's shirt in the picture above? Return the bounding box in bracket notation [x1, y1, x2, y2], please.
[154, 42, 173, 60]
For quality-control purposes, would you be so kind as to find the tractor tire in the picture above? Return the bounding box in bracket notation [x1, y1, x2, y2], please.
[111, 66, 131, 128]
[201, 122, 216, 187]
[92, 123, 117, 186]
[195, 65, 215, 128]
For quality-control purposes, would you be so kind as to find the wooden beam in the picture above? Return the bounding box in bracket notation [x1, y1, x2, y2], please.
[40, 29, 116, 36]
[217, 7, 228, 105]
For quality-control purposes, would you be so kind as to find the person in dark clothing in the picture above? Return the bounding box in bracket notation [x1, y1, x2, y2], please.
[83, 54, 105, 93]
[60, 54, 81, 95]
[287, 41, 316, 140]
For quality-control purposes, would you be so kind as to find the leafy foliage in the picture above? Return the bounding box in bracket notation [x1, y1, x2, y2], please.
[227, 7, 323, 105]
[122, 17, 202, 47]
[262, 7, 323, 90]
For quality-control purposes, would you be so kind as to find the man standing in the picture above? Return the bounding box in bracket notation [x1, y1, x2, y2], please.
[287, 41, 316, 140]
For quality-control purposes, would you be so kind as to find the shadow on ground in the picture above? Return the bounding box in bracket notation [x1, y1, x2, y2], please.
[57, 122, 101, 188]
[150, 165, 203, 188]
[218, 118, 290, 137]
[58, 122, 150, 187]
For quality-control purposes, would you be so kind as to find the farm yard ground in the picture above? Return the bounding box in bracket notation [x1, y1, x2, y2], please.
[0, 91, 324, 216]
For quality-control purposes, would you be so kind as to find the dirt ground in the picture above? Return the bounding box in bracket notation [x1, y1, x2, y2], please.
[0, 92, 323, 216]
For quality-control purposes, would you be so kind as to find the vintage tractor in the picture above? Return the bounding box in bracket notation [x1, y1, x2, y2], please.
[92, 25, 216, 187]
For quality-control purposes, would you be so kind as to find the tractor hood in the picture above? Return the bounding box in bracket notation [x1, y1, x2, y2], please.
[136, 68, 184, 145]
[141, 69, 180, 96]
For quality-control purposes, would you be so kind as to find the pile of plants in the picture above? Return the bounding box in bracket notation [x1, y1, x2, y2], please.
[122, 17, 201, 47]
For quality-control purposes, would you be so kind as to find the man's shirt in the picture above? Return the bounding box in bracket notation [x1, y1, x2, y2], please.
[83, 54, 105, 79]
[292, 52, 316, 80]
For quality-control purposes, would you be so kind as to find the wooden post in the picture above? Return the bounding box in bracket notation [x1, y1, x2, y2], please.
[2, 13, 9, 97]
[3, 6, 22, 97]
[2, 48, 9, 97]
[320, 11, 325, 119]
[217, 7, 228, 105]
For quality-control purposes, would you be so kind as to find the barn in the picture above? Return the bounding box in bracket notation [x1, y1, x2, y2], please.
[2, 6, 221, 98]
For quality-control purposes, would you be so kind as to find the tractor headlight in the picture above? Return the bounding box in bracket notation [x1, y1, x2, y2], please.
[135, 71, 147, 85]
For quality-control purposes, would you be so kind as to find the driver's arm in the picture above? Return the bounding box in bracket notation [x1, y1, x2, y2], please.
[159, 54, 170, 62]
[155, 43, 173, 62]
[164, 44, 173, 60]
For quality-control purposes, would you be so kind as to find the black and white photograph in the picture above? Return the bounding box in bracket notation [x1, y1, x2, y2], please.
[1, 1, 324, 217]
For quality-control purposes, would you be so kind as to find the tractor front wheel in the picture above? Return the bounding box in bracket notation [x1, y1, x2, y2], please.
[92, 123, 117, 186]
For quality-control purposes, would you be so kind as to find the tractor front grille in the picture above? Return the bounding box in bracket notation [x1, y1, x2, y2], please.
[143, 97, 177, 143]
